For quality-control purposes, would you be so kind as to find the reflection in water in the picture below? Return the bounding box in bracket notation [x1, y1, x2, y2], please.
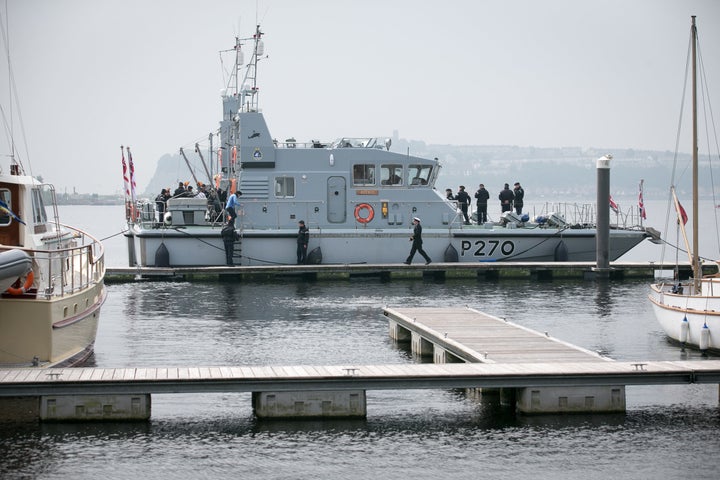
[2, 276, 720, 479]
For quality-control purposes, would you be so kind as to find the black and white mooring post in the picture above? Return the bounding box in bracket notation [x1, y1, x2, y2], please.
[595, 154, 612, 275]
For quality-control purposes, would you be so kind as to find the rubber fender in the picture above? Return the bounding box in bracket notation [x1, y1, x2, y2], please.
[443, 244, 459, 262]
[155, 242, 170, 267]
[554, 240, 568, 261]
[306, 247, 322, 265]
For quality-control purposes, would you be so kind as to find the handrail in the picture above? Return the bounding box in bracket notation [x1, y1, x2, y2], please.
[0, 225, 105, 298]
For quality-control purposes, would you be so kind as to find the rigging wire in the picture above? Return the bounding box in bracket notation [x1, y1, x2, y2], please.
[661, 22, 720, 266]
[696, 32, 720, 259]
[0, 2, 31, 176]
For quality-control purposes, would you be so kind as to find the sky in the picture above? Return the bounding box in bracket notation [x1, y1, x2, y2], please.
[0, 0, 719, 195]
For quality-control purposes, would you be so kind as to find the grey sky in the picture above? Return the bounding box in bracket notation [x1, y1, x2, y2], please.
[1, 0, 719, 195]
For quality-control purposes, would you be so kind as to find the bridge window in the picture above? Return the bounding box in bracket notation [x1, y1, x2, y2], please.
[381, 165, 403, 185]
[274, 176, 295, 198]
[408, 164, 432, 186]
[352, 164, 375, 186]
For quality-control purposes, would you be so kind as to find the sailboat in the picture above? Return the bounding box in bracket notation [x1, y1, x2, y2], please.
[648, 16, 719, 354]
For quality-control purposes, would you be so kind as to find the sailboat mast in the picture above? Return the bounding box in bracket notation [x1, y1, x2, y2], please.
[691, 16, 700, 286]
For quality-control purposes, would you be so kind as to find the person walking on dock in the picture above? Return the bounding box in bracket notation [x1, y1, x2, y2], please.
[474, 183, 490, 224]
[221, 218, 239, 266]
[297, 220, 309, 264]
[499, 183, 514, 213]
[513, 182, 524, 215]
[404, 217, 431, 265]
[456, 185, 471, 225]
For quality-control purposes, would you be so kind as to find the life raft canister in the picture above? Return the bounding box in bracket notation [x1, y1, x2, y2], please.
[354, 203, 374, 223]
[6, 270, 34, 295]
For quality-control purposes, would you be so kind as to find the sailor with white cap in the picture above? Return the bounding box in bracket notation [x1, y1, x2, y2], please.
[404, 217, 431, 265]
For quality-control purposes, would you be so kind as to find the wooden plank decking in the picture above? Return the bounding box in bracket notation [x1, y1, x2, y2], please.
[1, 361, 720, 398]
[384, 307, 606, 364]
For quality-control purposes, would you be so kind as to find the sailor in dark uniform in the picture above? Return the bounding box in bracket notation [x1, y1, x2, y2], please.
[297, 220, 309, 264]
[404, 217, 431, 265]
[221, 217, 239, 266]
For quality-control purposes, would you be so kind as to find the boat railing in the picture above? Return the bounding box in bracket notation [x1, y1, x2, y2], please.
[130, 197, 645, 231]
[271, 137, 390, 150]
[2, 225, 105, 298]
[525, 202, 645, 229]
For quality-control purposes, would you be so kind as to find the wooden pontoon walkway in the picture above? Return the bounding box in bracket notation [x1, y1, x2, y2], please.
[1, 361, 720, 397]
[2, 307, 719, 420]
[384, 307, 610, 364]
[105, 261, 701, 282]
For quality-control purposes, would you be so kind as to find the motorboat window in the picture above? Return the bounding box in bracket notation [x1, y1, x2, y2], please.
[407, 164, 432, 186]
[381, 165, 403, 186]
[0, 189, 11, 225]
[353, 164, 375, 186]
[31, 187, 47, 223]
[275, 176, 295, 198]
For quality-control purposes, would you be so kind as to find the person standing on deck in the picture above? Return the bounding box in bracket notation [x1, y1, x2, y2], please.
[474, 183, 490, 224]
[297, 220, 309, 264]
[225, 190, 240, 226]
[404, 217, 431, 265]
[456, 185, 471, 225]
[173, 182, 186, 198]
[154, 188, 168, 227]
[499, 183, 514, 213]
[513, 182, 524, 215]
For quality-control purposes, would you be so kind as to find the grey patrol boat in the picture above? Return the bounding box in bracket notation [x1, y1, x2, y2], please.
[125, 25, 652, 267]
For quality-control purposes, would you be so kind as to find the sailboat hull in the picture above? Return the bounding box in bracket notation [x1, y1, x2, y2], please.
[649, 281, 720, 353]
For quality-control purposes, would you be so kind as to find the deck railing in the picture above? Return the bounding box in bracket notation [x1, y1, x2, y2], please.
[2, 225, 105, 298]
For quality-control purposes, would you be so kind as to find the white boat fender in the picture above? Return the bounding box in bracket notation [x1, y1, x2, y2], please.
[699, 323, 710, 352]
[679, 316, 689, 344]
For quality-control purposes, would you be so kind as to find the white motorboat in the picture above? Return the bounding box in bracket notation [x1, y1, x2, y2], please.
[0, 168, 106, 367]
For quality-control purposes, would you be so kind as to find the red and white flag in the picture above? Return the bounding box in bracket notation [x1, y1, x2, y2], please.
[121, 146, 130, 198]
[609, 195, 619, 214]
[638, 179, 647, 220]
[127, 146, 137, 203]
[678, 201, 688, 225]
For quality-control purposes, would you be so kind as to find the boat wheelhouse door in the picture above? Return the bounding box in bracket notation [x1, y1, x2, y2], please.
[327, 176, 347, 223]
[0, 185, 20, 246]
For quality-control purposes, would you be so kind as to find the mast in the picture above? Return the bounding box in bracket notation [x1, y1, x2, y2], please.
[691, 16, 700, 290]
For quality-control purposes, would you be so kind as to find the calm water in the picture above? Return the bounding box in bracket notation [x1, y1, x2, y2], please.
[1, 204, 719, 479]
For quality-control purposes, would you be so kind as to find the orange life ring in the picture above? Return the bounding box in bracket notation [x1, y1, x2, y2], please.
[354, 203, 374, 223]
[7, 270, 34, 296]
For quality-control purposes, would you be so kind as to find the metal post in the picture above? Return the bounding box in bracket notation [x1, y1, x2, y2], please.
[595, 155, 612, 276]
